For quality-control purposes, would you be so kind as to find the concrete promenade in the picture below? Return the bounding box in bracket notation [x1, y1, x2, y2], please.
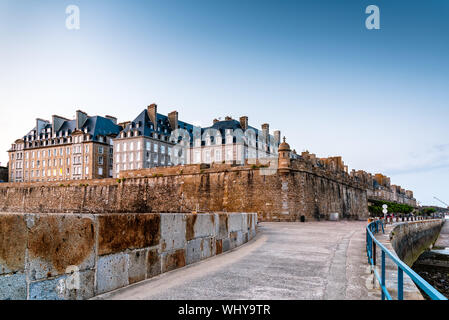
[93, 221, 381, 300]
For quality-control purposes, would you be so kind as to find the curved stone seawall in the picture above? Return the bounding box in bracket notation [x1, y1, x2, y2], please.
[390, 220, 444, 267]
[0, 212, 257, 300]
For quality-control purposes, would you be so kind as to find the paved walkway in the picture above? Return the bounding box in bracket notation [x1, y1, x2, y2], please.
[93, 221, 381, 300]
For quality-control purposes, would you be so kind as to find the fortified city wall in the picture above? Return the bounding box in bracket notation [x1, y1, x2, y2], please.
[0, 158, 370, 221]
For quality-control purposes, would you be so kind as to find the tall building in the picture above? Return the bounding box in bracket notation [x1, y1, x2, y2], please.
[113, 104, 195, 177]
[113, 106, 281, 177]
[188, 116, 280, 165]
[8, 110, 121, 182]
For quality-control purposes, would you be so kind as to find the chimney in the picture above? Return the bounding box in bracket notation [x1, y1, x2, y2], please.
[213, 119, 219, 124]
[168, 110, 178, 130]
[273, 130, 281, 145]
[147, 104, 157, 128]
[75, 110, 88, 130]
[51, 116, 67, 135]
[225, 116, 232, 121]
[239, 116, 248, 130]
[105, 115, 117, 124]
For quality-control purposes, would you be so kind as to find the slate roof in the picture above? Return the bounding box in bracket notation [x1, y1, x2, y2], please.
[120, 109, 197, 146]
[23, 115, 121, 143]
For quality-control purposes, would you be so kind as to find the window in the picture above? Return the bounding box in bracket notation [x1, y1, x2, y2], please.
[85, 156, 89, 164]
[161, 145, 165, 154]
[85, 167, 89, 175]
[66, 147, 70, 154]
[116, 143, 120, 152]
[123, 154, 127, 162]
[116, 154, 120, 163]
[130, 142, 134, 151]
[215, 150, 221, 162]
[123, 143, 127, 152]
[98, 146, 103, 154]
[130, 163, 133, 170]
[116, 164, 120, 173]
[137, 141, 141, 150]
[153, 143, 158, 153]
[130, 153, 133, 162]
[146, 141, 151, 150]
[194, 151, 200, 163]
[154, 154, 158, 163]
[98, 156, 103, 165]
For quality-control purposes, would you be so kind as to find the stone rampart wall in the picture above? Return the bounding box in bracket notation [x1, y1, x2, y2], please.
[0, 162, 369, 221]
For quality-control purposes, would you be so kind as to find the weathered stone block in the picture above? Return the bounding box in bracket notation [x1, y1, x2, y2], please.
[228, 214, 243, 233]
[215, 213, 229, 239]
[216, 239, 223, 254]
[161, 249, 186, 273]
[96, 253, 129, 295]
[0, 272, 27, 300]
[27, 213, 96, 281]
[229, 231, 243, 249]
[186, 238, 202, 265]
[147, 247, 161, 278]
[201, 237, 215, 259]
[222, 238, 231, 253]
[128, 249, 147, 284]
[0, 213, 27, 275]
[29, 275, 67, 300]
[161, 214, 186, 251]
[186, 214, 215, 241]
[98, 213, 160, 256]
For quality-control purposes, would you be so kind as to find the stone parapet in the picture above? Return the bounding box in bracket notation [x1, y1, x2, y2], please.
[0, 211, 257, 300]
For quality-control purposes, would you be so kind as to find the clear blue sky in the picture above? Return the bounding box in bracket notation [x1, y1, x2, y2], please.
[1, 0, 448, 206]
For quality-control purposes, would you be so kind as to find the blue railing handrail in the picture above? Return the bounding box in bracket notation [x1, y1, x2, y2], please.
[366, 219, 447, 300]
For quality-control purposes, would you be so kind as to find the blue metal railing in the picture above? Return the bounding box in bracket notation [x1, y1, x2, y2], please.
[366, 219, 447, 300]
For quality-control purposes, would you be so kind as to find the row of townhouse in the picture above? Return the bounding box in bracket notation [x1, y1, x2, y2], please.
[7, 104, 282, 183]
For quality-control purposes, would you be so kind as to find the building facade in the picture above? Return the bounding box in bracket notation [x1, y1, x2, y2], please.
[8, 110, 121, 182]
[187, 116, 280, 165]
[113, 105, 281, 177]
[113, 104, 195, 177]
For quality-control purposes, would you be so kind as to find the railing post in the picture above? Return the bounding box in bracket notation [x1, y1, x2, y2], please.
[398, 267, 403, 300]
[373, 240, 376, 266]
[382, 250, 385, 300]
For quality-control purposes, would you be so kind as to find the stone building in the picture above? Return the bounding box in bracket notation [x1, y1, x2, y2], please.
[113, 104, 196, 177]
[8, 110, 121, 182]
[113, 105, 281, 177]
[188, 116, 280, 165]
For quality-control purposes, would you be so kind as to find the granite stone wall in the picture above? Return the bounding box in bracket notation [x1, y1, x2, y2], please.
[0, 211, 257, 300]
[0, 162, 369, 221]
[390, 219, 444, 266]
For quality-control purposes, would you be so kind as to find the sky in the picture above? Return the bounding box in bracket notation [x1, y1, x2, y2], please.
[0, 0, 448, 206]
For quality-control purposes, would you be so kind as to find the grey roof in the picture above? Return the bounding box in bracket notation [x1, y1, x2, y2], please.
[121, 109, 197, 146]
[24, 115, 121, 143]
